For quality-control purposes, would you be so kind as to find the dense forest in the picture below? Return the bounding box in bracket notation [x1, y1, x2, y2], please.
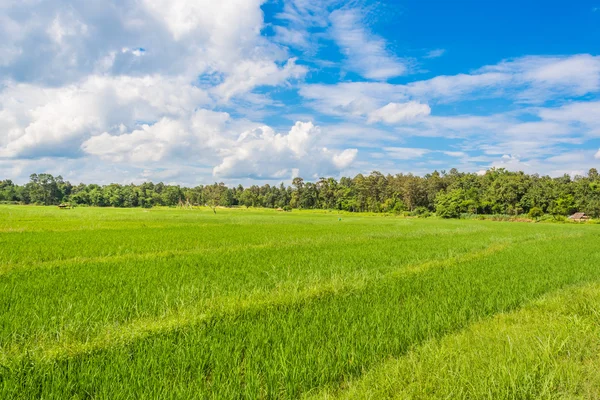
[2, 168, 600, 218]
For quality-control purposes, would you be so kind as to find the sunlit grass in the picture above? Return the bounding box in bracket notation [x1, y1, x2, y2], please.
[313, 282, 600, 399]
[1, 205, 600, 398]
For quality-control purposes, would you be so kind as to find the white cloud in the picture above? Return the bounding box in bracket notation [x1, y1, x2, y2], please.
[595, 149, 600, 159]
[405, 54, 600, 103]
[329, 8, 407, 80]
[80, 109, 241, 166]
[273, 0, 333, 51]
[485, 154, 539, 174]
[212, 58, 307, 101]
[304, 123, 398, 149]
[140, 0, 261, 42]
[444, 151, 467, 157]
[537, 100, 600, 128]
[404, 72, 511, 102]
[0, 0, 332, 184]
[481, 54, 600, 102]
[384, 147, 430, 160]
[299, 82, 408, 120]
[276, 0, 331, 28]
[47, 12, 89, 44]
[0, 0, 301, 98]
[213, 121, 358, 179]
[424, 49, 446, 59]
[485, 150, 598, 178]
[273, 26, 310, 49]
[301, 54, 600, 116]
[0, 75, 210, 158]
[83, 116, 201, 163]
[79, 118, 358, 181]
[367, 102, 431, 124]
[333, 148, 358, 169]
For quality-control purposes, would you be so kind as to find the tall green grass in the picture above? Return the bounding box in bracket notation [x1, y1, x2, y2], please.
[314, 282, 600, 399]
[1, 206, 600, 398]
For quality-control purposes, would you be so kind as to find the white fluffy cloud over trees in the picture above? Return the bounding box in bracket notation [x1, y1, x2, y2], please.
[0, 0, 357, 183]
[213, 122, 357, 179]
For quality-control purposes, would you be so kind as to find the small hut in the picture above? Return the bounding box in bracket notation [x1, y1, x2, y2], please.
[568, 212, 590, 222]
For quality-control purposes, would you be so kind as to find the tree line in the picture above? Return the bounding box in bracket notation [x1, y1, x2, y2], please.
[2, 168, 600, 218]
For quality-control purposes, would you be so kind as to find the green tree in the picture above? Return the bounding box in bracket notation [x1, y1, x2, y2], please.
[204, 183, 227, 214]
[26, 173, 62, 205]
[552, 195, 576, 216]
[435, 189, 466, 218]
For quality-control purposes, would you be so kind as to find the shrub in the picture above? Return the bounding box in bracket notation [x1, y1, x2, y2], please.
[407, 207, 431, 218]
[392, 201, 406, 214]
[528, 207, 544, 220]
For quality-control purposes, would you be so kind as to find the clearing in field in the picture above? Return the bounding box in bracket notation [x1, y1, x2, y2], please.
[1, 206, 600, 399]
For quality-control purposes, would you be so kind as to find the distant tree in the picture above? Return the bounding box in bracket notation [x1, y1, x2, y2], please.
[5, 167, 600, 219]
[162, 186, 182, 206]
[0, 179, 19, 202]
[435, 189, 466, 218]
[204, 183, 225, 214]
[26, 173, 62, 205]
[585, 199, 600, 218]
[552, 195, 576, 216]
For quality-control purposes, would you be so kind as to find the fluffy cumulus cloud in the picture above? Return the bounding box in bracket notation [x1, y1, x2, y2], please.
[0, 76, 210, 159]
[0, 0, 300, 84]
[81, 110, 232, 163]
[0, 0, 353, 184]
[212, 58, 306, 101]
[213, 122, 357, 179]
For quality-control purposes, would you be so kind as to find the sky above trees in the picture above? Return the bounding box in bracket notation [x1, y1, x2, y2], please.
[1, 0, 599, 185]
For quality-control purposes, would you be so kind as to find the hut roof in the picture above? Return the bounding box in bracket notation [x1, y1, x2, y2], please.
[569, 212, 588, 219]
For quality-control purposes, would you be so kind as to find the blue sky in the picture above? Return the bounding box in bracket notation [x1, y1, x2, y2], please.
[0, 0, 599, 185]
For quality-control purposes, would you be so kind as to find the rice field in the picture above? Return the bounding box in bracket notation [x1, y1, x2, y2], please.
[1, 205, 600, 399]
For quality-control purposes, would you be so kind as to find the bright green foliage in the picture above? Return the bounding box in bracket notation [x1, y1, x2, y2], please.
[4, 167, 600, 217]
[1, 206, 600, 398]
[435, 189, 466, 218]
[528, 206, 544, 220]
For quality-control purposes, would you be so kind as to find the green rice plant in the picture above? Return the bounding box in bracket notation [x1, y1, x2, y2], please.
[1, 206, 600, 398]
[313, 281, 600, 399]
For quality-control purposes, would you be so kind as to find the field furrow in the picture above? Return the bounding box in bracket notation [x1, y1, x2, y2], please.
[0, 223, 491, 274]
[3, 225, 600, 398]
[0, 220, 525, 360]
[312, 281, 600, 399]
[0, 237, 515, 364]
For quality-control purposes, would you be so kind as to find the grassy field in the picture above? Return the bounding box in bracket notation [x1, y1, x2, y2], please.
[1, 206, 600, 399]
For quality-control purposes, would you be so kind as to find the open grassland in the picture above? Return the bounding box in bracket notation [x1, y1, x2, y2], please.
[1, 206, 600, 398]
